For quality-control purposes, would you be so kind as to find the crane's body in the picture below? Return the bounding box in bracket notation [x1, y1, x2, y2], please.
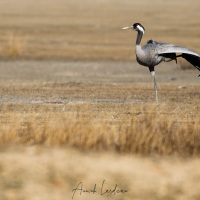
[122, 23, 200, 103]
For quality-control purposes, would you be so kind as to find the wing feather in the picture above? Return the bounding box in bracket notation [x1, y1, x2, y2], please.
[156, 43, 200, 57]
[155, 42, 200, 71]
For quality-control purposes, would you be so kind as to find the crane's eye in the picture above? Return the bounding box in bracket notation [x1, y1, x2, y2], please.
[133, 23, 137, 29]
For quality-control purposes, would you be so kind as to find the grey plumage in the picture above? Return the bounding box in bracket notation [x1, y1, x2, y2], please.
[122, 23, 200, 103]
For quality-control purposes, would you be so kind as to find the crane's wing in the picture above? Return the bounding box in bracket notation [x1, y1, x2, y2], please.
[155, 42, 200, 71]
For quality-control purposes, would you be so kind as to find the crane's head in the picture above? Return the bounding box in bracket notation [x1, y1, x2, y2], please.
[122, 23, 145, 34]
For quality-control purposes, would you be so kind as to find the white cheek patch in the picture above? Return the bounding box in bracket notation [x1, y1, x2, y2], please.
[137, 25, 145, 34]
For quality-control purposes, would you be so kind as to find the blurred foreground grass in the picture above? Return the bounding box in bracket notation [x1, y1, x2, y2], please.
[1, 147, 200, 200]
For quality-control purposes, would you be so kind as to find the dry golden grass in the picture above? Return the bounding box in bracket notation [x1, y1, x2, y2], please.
[0, 80, 199, 157]
[0, 101, 199, 157]
[0, 78, 199, 200]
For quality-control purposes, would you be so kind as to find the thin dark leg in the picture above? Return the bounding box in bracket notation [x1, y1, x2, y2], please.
[149, 66, 158, 103]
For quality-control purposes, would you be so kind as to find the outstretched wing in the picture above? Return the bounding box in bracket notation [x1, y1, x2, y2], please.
[182, 54, 200, 71]
[155, 42, 200, 71]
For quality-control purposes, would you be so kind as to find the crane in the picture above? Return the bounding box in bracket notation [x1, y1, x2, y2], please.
[122, 23, 200, 103]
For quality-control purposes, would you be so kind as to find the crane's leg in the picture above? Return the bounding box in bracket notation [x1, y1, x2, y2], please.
[149, 66, 158, 104]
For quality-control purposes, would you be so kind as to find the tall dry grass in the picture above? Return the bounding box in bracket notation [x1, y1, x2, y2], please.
[1, 106, 199, 157]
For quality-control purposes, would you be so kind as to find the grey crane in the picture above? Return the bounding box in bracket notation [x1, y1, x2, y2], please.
[122, 23, 200, 103]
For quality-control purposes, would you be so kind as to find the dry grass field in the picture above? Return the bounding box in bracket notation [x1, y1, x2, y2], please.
[0, 0, 200, 199]
[0, 61, 199, 200]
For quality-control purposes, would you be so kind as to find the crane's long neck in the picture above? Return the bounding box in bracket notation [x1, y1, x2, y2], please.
[136, 30, 143, 46]
[135, 31, 144, 58]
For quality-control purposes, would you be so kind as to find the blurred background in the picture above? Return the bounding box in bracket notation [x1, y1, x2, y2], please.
[0, 0, 199, 61]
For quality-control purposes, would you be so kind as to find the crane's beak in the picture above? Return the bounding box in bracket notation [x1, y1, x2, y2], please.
[122, 26, 133, 30]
